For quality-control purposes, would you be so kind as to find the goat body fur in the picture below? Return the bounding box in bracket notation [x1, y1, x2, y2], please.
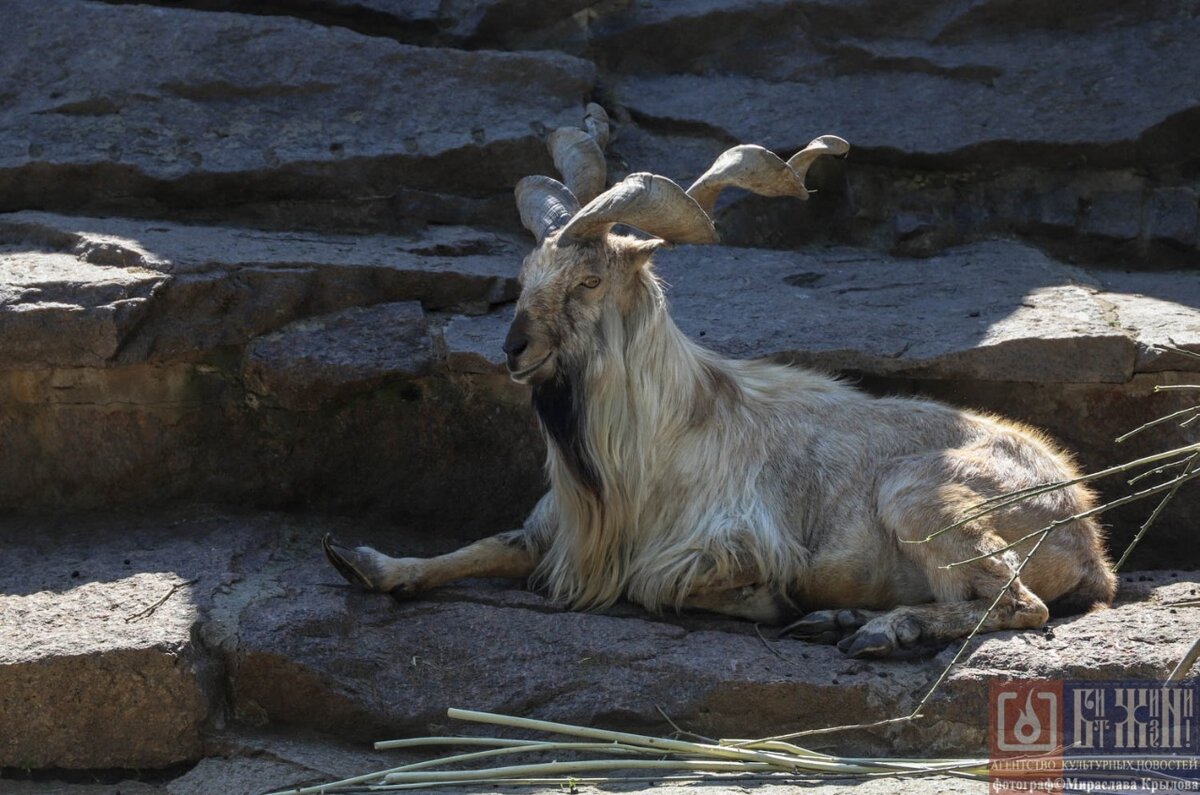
[522, 242, 1113, 625]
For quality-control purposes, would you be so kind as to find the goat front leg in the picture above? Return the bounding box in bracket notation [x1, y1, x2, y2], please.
[676, 562, 791, 624]
[323, 529, 541, 599]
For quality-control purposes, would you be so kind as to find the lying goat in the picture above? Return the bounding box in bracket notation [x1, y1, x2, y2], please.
[326, 105, 1115, 657]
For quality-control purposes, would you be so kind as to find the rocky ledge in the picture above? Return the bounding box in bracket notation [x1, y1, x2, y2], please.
[1, 212, 1197, 564]
[1, 508, 1195, 787]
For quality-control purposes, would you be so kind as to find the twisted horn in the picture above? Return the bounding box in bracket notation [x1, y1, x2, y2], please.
[559, 172, 718, 245]
[583, 102, 610, 150]
[787, 134, 851, 185]
[515, 175, 580, 244]
[546, 103, 611, 205]
[686, 134, 849, 215]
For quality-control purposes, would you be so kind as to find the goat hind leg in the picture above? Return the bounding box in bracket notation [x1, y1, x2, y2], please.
[324, 530, 540, 599]
[838, 465, 1052, 658]
[837, 590, 1048, 658]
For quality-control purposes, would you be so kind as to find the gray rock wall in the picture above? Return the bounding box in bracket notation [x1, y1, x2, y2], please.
[0, 0, 1197, 566]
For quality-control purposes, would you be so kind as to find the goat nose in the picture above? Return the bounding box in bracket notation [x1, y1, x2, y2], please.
[503, 335, 528, 358]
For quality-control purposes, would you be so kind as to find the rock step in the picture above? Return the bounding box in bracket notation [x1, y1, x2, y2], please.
[1, 211, 1198, 561]
[1, 508, 1196, 777]
[0, 0, 593, 230]
[2, 0, 1196, 263]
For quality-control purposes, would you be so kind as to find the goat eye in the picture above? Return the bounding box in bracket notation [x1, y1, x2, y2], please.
[581, 276, 602, 289]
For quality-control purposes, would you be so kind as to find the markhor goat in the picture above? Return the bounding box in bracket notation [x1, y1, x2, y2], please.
[326, 105, 1115, 658]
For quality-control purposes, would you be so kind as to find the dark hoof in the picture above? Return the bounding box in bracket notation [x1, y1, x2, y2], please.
[838, 628, 895, 658]
[323, 533, 374, 591]
[778, 609, 870, 643]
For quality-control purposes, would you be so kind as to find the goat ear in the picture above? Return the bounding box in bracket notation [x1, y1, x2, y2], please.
[623, 237, 667, 270]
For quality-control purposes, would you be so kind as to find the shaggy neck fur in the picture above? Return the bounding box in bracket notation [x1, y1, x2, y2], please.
[531, 269, 730, 609]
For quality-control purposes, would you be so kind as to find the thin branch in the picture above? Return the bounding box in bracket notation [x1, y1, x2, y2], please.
[1114, 454, 1199, 571]
[1155, 342, 1200, 361]
[1128, 457, 1192, 486]
[374, 737, 537, 751]
[754, 622, 790, 663]
[125, 578, 199, 623]
[907, 529, 1054, 720]
[1168, 638, 1200, 683]
[1154, 385, 1200, 392]
[1115, 405, 1200, 443]
[656, 705, 716, 744]
[941, 464, 1200, 569]
[731, 715, 920, 747]
[904, 443, 1200, 545]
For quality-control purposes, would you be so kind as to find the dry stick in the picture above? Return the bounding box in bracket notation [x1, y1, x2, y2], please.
[358, 774, 827, 792]
[382, 758, 778, 784]
[754, 622, 790, 662]
[1114, 454, 1199, 571]
[905, 442, 1200, 544]
[732, 715, 920, 747]
[1168, 638, 1200, 682]
[1128, 456, 1192, 486]
[374, 737, 537, 751]
[383, 741, 672, 775]
[656, 704, 717, 744]
[445, 709, 813, 768]
[1155, 385, 1200, 391]
[940, 464, 1200, 569]
[443, 709, 905, 774]
[1156, 343, 1200, 361]
[125, 578, 199, 623]
[266, 740, 667, 795]
[1115, 405, 1200, 443]
[905, 529, 1055, 722]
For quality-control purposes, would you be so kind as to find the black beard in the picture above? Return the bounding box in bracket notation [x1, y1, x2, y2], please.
[531, 366, 601, 496]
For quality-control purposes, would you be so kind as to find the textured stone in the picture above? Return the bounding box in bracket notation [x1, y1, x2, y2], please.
[1145, 188, 1199, 246]
[440, 304, 514, 374]
[243, 302, 433, 411]
[0, 245, 166, 369]
[655, 241, 1138, 383]
[2, 509, 1198, 777]
[0, 0, 593, 226]
[0, 510, 268, 769]
[1081, 191, 1142, 240]
[211, 515, 1200, 755]
[0, 212, 523, 366]
[612, 6, 1200, 159]
[1097, 270, 1200, 371]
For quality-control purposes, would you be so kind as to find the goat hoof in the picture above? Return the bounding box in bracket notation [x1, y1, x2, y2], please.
[778, 610, 838, 641]
[778, 608, 871, 643]
[323, 534, 382, 592]
[838, 628, 895, 658]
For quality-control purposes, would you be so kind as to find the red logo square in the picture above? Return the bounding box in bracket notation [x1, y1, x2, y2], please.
[989, 679, 1064, 793]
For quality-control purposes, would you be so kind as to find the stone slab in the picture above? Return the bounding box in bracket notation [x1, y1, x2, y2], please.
[444, 241, 1200, 384]
[2, 509, 1198, 775]
[243, 302, 433, 410]
[0, 1, 593, 229]
[0, 509, 272, 769]
[0, 212, 523, 367]
[610, 5, 1200, 159]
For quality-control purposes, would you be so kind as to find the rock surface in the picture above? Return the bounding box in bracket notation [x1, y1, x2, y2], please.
[1, 210, 1197, 552]
[0, 0, 593, 228]
[1, 0, 1199, 785]
[243, 302, 433, 411]
[2, 509, 1198, 775]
